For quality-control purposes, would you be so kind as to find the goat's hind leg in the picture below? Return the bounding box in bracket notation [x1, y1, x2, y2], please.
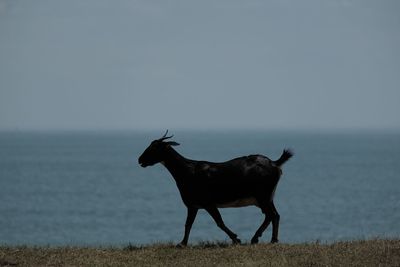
[270, 201, 280, 243]
[251, 201, 279, 244]
[250, 206, 272, 244]
[205, 207, 241, 244]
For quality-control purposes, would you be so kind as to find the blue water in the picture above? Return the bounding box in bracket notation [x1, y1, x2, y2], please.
[0, 131, 399, 246]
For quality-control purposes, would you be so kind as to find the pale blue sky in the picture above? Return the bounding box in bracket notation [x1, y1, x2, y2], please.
[0, 0, 399, 131]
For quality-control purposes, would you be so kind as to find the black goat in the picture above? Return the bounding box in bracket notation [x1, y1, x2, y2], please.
[138, 131, 293, 246]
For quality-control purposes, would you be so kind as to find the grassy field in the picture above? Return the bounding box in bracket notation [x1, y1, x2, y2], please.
[1, 239, 399, 266]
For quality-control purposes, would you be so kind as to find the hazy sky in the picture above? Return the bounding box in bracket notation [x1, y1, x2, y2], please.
[1, 0, 399, 131]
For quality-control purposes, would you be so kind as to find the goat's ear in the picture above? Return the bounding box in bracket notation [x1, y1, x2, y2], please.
[166, 141, 180, 146]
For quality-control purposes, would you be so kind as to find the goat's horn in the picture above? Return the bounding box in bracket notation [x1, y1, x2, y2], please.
[162, 129, 169, 138]
[159, 129, 173, 141]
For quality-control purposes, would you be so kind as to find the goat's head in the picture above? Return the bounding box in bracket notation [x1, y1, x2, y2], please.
[138, 130, 180, 168]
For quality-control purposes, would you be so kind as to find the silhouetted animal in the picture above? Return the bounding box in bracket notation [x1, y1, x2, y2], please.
[138, 131, 293, 246]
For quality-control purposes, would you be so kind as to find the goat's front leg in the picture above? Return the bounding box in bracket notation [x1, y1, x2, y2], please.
[205, 207, 241, 244]
[177, 207, 198, 247]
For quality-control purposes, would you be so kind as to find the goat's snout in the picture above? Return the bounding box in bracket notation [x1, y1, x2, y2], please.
[138, 157, 146, 168]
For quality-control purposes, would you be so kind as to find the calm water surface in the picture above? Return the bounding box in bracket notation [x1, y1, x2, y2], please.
[0, 131, 399, 245]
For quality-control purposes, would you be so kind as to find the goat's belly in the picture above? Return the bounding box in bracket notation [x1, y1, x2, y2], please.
[216, 197, 258, 208]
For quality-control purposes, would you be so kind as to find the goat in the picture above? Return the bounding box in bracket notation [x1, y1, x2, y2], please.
[138, 131, 293, 246]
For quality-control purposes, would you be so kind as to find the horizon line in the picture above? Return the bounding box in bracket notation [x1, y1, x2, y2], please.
[0, 126, 399, 134]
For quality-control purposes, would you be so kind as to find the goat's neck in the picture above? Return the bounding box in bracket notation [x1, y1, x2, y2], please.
[162, 147, 190, 183]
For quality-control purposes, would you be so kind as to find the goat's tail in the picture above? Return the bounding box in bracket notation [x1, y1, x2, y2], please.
[273, 149, 293, 167]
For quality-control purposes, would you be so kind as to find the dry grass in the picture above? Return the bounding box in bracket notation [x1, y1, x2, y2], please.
[1, 239, 399, 267]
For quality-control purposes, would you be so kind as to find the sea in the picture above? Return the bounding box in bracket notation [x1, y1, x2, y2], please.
[0, 130, 399, 246]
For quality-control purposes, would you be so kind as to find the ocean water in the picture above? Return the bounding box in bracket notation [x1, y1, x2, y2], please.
[0, 130, 399, 246]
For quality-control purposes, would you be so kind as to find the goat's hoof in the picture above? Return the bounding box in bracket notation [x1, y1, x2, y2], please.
[232, 238, 241, 245]
[176, 242, 187, 248]
[251, 237, 259, 244]
[270, 238, 279, 244]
